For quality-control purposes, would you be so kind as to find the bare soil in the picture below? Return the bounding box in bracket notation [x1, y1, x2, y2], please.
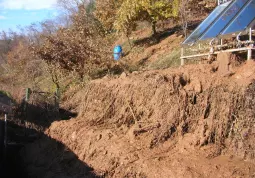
[21, 60, 255, 177]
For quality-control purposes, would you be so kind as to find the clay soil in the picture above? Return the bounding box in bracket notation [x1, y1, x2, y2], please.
[21, 60, 255, 178]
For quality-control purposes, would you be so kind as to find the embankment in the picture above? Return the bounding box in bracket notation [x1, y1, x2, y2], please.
[22, 61, 255, 177]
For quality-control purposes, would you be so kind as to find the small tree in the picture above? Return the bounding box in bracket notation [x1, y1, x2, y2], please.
[85, 0, 96, 14]
[178, 0, 216, 38]
[34, 7, 110, 79]
[114, 0, 179, 36]
[94, 0, 124, 33]
[57, 0, 87, 14]
[179, 0, 188, 38]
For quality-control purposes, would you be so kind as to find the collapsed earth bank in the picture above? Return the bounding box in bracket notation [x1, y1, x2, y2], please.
[22, 61, 255, 178]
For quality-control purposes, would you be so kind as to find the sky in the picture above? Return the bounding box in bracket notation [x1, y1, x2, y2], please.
[0, 0, 59, 32]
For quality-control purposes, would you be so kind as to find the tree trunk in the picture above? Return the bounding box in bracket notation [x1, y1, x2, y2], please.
[126, 34, 133, 50]
[151, 21, 157, 36]
[180, 0, 188, 39]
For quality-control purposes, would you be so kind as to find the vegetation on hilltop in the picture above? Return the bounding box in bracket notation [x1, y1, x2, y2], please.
[0, 0, 216, 98]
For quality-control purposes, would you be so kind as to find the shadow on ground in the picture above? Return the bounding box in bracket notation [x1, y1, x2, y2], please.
[16, 101, 78, 131]
[133, 20, 201, 47]
[1, 119, 100, 178]
[0, 94, 100, 178]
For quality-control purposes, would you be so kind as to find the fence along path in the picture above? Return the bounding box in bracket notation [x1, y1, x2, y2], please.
[0, 88, 59, 176]
[0, 93, 12, 176]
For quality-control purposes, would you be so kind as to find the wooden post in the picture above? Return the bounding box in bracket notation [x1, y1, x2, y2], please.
[23, 88, 31, 135]
[248, 28, 252, 60]
[4, 114, 7, 162]
[55, 88, 60, 112]
[24, 88, 31, 116]
[25, 88, 31, 102]
[181, 48, 185, 66]
[0, 117, 4, 162]
[248, 48, 252, 60]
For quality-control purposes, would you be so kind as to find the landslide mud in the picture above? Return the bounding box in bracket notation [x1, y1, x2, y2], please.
[21, 62, 255, 178]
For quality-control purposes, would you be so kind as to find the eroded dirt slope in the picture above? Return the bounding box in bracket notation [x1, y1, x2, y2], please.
[23, 61, 255, 178]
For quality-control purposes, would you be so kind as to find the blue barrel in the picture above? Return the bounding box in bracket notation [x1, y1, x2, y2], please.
[113, 45, 122, 61]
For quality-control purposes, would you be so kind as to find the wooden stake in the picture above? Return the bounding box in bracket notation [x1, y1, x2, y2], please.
[4, 114, 7, 162]
[181, 48, 185, 66]
[248, 48, 252, 60]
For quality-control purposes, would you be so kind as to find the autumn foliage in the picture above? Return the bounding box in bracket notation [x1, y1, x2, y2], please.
[94, 0, 124, 32]
[35, 6, 111, 79]
[114, 0, 179, 36]
[95, 0, 179, 36]
[0, 0, 214, 91]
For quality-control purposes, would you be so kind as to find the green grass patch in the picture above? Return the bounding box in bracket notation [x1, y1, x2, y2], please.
[0, 90, 13, 101]
[0, 90, 11, 97]
[149, 48, 181, 69]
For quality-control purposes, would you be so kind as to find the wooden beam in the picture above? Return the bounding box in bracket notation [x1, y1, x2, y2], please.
[181, 47, 255, 59]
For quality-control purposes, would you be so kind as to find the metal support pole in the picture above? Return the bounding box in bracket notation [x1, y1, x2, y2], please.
[181, 48, 185, 66]
[4, 114, 7, 148]
[248, 29, 253, 60]
[249, 28, 252, 41]
[4, 114, 7, 162]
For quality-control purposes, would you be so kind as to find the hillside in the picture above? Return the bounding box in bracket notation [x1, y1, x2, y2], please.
[0, 1, 255, 177]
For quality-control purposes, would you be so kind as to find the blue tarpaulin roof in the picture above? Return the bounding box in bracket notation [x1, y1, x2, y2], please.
[183, 0, 255, 45]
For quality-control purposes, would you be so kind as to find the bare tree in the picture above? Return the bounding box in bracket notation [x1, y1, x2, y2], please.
[25, 23, 42, 45]
[56, 0, 88, 14]
[179, 0, 189, 38]
[40, 20, 59, 35]
[55, 0, 94, 28]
